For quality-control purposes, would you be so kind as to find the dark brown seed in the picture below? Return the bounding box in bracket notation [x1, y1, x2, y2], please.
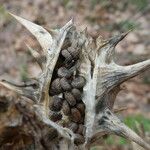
[62, 101, 70, 115]
[71, 88, 82, 101]
[67, 47, 79, 60]
[50, 96, 63, 111]
[71, 108, 82, 123]
[76, 124, 85, 135]
[0, 97, 9, 113]
[61, 49, 72, 62]
[61, 40, 71, 50]
[64, 92, 76, 106]
[74, 134, 85, 145]
[57, 67, 72, 78]
[60, 78, 71, 91]
[50, 78, 62, 95]
[78, 117, 84, 124]
[76, 103, 85, 116]
[68, 122, 78, 132]
[46, 129, 58, 141]
[50, 112, 62, 122]
[71, 76, 86, 89]
[82, 125, 86, 135]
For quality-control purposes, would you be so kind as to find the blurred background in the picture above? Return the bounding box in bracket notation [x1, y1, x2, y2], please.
[0, 0, 150, 149]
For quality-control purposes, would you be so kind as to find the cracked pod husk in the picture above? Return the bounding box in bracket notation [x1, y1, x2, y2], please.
[0, 13, 150, 150]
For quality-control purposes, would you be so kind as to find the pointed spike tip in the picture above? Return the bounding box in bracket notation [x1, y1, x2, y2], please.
[8, 12, 20, 21]
[8, 13, 53, 53]
[109, 30, 131, 47]
[61, 19, 74, 32]
[83, 27, 88, 34]
[8, 12, 14, 17]
[80, 27, 88, 37]
[70, 16, 75, 24]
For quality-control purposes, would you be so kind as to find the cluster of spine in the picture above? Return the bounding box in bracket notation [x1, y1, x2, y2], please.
[49, 41, 86, 145]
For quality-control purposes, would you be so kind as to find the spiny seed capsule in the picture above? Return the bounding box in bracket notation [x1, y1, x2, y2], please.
[71, 108, 82, 123]
[68, 122, 78, 132]
[49, 78, 62, 95]
[49, 96, 63, 111]
[57, 67, 72, 78]
[64, 92, 76, 107]
[76, 103, 85, 116]
[74, 134, 85, 145]
[71, 76, 86, 89]
[60, 78, 72, 91]
[50, 112, 62, 122]
[71, 88, 82, 101]
[62, 101, 70, 115]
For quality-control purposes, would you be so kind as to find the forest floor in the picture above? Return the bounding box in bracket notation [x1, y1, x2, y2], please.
[0, 0, 150, 149]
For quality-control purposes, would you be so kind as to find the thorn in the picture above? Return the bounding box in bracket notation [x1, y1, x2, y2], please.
[109, 30, 131, 47]
[9, 12, 53, 53]
[100, 31, 131, 64]
[0, 79, 38, 101]
[103, 59, 150, 88]
[82, 27, 88, 35]
[0, 79, 24, 93]
[25, 43, 40, 58]
[122, 59, 150, 81]
[70, 16, 75, 24]
[98, 109, 150, 150]
[113, 106, 128, 113]
[25, 44, 44, 69]
[43, 26, 58, 37]
[61, 19, 74, 32]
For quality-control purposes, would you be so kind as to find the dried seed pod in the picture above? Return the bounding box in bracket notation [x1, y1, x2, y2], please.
[61, 49, 72, 62]
[50, 112, 62, 122]
[71, 88, 82, 101]
[68, 122, 78, 132]
[49, 78, 62, 95]
[57, 67, 72, 78]
[5, 14, 150, 150]
[71, 76, 86, 89]
[60, 78, 71, 91]
[62, 100, 70, 115]
[71, 108, 82, 123]
[76, 103, 85, 116]
[76, 124, 85, 135]
[49, 96, 63, 111]
[64, 92, 76, 106]
[74, 134, 85, 145]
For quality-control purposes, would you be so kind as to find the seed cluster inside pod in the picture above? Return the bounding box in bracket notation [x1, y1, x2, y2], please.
[49, 29, 86, 145]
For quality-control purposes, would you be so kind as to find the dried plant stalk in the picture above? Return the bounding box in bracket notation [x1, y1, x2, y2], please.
[0, 13, 150, 150]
